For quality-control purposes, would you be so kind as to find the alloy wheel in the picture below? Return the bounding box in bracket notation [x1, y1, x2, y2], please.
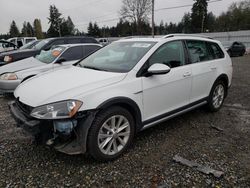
[98, 115, 131, 155]
[212, 84, 225, 109]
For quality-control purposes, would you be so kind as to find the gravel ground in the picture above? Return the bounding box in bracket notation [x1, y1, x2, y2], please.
[0, 56, 250, 187]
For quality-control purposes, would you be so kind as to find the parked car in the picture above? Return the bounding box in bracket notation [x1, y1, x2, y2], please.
[0, 43, 101, 94]
[7, 37, 37, 48]
[98, 38, 110, 46]
[9, 35, 232, 161]
[0, 40, 18, 66]
[222, 41, 246, 57]
[0, 40, 17, 53]
[0, 37, 99, 66]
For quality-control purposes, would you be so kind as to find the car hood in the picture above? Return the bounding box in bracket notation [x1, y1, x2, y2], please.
[15, 66, 127, 107]
[0, 49, 38, 61]
[15, 60, 78, 80]
[0, 49, 35, 57]
[0, 57, 44, 75]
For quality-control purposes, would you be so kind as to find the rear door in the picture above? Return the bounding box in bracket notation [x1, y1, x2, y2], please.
[186, 40, 216, 103]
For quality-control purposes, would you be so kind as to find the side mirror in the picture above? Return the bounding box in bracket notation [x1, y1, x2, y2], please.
[146, 63, 171, 77]
[55, 57, 67, 64]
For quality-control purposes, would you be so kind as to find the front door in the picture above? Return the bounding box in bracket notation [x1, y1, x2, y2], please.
[142, 40, 192, 122]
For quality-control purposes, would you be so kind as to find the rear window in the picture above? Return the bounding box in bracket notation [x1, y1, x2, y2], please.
[67, 39, 82, 44]
[84, 38, 98, 43]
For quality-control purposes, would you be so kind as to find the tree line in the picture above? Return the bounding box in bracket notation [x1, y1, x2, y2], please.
[1, 0, 250, 40]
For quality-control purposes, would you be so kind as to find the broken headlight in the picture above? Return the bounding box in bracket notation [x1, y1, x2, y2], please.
[31, 100, 82, 120]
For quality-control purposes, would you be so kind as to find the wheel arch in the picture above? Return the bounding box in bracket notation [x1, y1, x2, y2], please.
[97, 97, 143, 132]
[21, 75, 36, 83]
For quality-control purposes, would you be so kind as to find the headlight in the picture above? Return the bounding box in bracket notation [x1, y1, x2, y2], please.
[4, 56, 12, 63]
[31, 100, 83, 119]
[0, 73, 18, 80]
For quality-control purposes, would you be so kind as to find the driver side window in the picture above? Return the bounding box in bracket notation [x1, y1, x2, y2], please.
[148, 41, 185, 68]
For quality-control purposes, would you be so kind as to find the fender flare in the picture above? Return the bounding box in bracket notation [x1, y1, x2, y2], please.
[97, 97, 143, 131]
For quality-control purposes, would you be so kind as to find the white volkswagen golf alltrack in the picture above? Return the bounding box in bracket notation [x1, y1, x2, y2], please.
[9, 35, 233, 161]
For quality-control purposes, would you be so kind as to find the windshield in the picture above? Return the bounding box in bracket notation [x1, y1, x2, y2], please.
[35, 46, 66, 64]
[19, 40, 38, 50]
[34, 39, 50, 50]
[79, 41, 156, 73]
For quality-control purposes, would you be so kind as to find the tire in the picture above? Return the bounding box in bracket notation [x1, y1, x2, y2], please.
[207, 80, 226, 112]
[87, 106, 135, 162]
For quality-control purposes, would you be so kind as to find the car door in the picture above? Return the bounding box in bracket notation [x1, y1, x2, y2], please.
[142, 40, 192, 121]
[186, 40, 216, 103]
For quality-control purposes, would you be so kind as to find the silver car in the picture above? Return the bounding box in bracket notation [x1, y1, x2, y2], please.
[0, 43, 102, 93]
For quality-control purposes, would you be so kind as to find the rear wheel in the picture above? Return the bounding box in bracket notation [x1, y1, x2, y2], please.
[87, 106, 135, 161]
[207, 81, 226, 112]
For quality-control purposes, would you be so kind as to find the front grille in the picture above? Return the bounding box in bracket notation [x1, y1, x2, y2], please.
[16, 98, 33, 116]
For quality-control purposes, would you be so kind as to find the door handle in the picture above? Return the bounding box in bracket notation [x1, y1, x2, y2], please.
[211, 67, 217, 70]
[183, 72, 192, 77]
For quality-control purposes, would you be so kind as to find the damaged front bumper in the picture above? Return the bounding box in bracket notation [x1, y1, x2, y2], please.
[8, 100, 97, 155]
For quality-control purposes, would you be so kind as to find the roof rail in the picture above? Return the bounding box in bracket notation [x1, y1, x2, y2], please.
[162, 34, 213, 39]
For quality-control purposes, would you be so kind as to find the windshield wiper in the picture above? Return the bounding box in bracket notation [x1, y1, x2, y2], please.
[83, 65, 108, 72]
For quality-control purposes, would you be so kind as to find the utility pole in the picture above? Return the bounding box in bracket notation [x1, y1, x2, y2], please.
[201, 13, 205, 33]
[152, 0, 155, 38]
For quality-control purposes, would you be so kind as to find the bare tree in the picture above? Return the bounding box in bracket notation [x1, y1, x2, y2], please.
[120, 0, 152, 35]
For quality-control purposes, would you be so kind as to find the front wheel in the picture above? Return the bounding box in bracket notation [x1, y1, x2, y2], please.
[207, 81, 226, 112]
[87, 106, 135, 161]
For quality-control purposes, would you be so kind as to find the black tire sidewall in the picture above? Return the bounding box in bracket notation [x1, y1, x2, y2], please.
[87, 106, 135, 161]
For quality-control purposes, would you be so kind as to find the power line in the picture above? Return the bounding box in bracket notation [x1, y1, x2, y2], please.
[63, 0, 107, 11]
[155, 0, 222, 12]
[75, 12, 118, 26]
[76, 18, 120, 27]
[76, 0, 223, 29]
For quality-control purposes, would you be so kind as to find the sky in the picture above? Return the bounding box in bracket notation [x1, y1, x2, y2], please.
[0, 0, 238, 34]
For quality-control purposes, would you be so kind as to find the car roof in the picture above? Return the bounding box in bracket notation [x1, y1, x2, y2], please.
[118, 34, 219, 44]
[55, 43, 102, 48]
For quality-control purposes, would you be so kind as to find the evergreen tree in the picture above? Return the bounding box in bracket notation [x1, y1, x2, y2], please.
[93, 22, 101, 37]
[87, 22, 94, 36]
[21, 22, 28, 37]
[206, 12, 216, 32]
[9, 21, 20, 37]
[191, 0, 209, 33]
[33, 19, 44, 39]
[66, 16, 75, 35]
[47, 5, 62, 37]
[61, 16, 75, 36]
[26, 22, 34, 37]
[181, 13, 192, 33]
